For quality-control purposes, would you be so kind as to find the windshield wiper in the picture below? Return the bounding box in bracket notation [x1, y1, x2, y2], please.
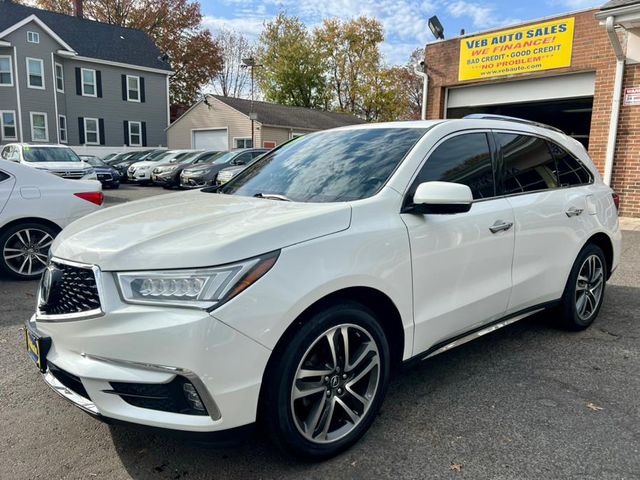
[253, 193, 292, 202]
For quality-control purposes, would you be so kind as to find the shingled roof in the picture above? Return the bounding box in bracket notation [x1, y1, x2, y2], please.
[0, 1, 171, 71]
[601, 0, 640, 9]
[212, 95, 366, 130]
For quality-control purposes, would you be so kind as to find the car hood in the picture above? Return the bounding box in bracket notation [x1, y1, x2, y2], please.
[28, 161, 88, 170]
[52, 191, 352, 270]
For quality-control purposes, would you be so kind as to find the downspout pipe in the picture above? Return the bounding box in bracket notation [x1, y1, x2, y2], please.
[604, 16, 625, 186]
[413, 63, 429, 120]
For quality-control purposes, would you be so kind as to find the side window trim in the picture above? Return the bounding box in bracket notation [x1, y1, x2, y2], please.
[546, 139, 594, 188]
[491, 128, 593, 197]
[402, 129, 500, 206]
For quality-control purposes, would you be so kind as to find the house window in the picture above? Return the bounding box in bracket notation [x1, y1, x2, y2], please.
[127, 75, 140, 102]
[55, 63, 64, 92]
[59, 115, 67, 143]
[84, 118, 99, 145]
[0, 56, 13, 86]
[128, 121, 142, 146]
[81, 68, 96, 97]
[30, 112, 48, 142]
[26, 58, 45, 89]
[0, 111, 17, 140]
[27, 31, 40, 44]
[234, 138, 253, 149]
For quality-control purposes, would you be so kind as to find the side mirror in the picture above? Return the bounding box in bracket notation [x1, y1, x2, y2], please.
[234, 160, 246, 166]
[410, 181, 473, 214]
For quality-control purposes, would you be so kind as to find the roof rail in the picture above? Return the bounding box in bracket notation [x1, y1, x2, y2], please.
[463, 114, 565, 134]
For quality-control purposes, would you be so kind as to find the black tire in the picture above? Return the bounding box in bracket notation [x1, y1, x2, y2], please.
[111, 183, 120, 189]
[262, 301, 390, 460]
[0, 222, 57, 280]
[558, 243, 607, 330]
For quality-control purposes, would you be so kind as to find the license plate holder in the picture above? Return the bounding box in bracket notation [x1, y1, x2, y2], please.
[24, 325, 51, 373]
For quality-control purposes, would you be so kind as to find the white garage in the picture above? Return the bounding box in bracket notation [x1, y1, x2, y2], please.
[192, 128, 228, 150]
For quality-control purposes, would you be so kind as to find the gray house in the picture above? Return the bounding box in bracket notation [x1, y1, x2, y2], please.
[0, 0, 171, 149]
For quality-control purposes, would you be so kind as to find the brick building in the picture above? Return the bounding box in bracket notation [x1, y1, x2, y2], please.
[424, 1, 640, 217]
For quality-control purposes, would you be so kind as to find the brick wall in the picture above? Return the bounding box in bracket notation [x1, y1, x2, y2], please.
[424, 9, 639, 217]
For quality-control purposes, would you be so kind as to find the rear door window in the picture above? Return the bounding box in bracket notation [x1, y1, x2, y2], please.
[411, 132, 495, 200]
[497, 134, 558, 194]
[547, 142, 593, 186]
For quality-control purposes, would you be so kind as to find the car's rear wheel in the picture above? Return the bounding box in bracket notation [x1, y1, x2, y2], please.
[0, 223, 57, 280]
[559, 243, 607, 330]
[262, 301, 390, 460]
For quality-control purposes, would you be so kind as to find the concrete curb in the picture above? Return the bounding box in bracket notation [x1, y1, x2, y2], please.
[620, 216, 640, 231]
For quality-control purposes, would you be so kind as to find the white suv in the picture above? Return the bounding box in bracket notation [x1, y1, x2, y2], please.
[1, 144, 97, 180]
[24, 117, 620, 460]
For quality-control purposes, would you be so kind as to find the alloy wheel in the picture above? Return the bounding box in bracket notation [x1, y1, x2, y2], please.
[291, 323, 380, 444]
[575, 254, 604, 321]
[2, 228, 53, 277]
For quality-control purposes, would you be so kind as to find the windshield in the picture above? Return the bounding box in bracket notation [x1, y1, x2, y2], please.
[194, 152, 223, 164]
[212, 152, 238, 165]
[23, 146, 81, 163]
[169, 152, 195, 164]
[219, 128, 427, 202]
[84, 157, 107, 167]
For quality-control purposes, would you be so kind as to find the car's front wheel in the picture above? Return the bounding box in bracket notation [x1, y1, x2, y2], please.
[559, 243, 607, 330]
[262, 301, 390, 460]
[0, 222, 57, 280]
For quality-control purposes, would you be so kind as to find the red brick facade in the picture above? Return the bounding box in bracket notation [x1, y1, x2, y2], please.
[424, 9, 639, 217]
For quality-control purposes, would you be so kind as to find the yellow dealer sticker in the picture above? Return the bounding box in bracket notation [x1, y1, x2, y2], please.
[458, 17, 575, 81]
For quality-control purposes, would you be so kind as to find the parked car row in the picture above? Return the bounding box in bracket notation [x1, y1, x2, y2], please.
[1, 144, 272, 191]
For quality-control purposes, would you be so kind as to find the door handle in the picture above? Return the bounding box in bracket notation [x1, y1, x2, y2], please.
[565, 207, 584, 217]
[489, 220, 513, 233]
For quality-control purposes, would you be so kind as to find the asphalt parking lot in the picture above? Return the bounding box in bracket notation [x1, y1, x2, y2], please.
[1, 186, 638, 479]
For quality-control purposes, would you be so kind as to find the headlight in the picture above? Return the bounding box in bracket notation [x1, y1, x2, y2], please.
[116, 251, 279, 309]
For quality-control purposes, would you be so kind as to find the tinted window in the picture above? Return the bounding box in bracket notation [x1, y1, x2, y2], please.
[0, 171, 9, 182]
[220, 128, 427, 202]
[498, 134, 558, 194]
[412, 133, 495, 199]
[548, 142, 592, 186]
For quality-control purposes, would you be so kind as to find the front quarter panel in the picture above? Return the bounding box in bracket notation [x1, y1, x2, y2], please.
[212, 189, 415, 360]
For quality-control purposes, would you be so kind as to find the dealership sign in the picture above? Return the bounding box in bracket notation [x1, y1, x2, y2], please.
[459, 18, 575, 81]
[623, 87, 640, 106]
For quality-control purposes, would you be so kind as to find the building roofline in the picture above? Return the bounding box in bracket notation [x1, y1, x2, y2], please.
[595, 2, 640, 19]
[165, 95, 261, 131]
[0, 14, 76, 53]
[426, 7, 598, 46]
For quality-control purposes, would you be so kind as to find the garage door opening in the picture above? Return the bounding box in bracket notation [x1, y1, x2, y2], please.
[447, 97, 594, 149]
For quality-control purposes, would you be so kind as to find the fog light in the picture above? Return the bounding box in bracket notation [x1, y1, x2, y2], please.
[183, 383, 205, 412]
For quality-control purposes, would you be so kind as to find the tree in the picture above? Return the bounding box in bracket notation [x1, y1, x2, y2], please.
[361, 67, 411, 122]
[27, 0, 223, 106]
[256, 14, 326, 108]
[211, 29, 254, 98]
[314, 17, 384, 116]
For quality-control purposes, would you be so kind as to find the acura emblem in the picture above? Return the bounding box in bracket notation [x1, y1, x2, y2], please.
[40, 264, 62, 306]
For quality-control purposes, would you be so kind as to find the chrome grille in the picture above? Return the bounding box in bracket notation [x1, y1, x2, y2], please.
[39, 261, 101, 316]
[50, 170, 86, 179]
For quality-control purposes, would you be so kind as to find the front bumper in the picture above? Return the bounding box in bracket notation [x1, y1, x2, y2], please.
[151, 172, 177, 186]
[179, 175, 208, 189]
[127, 170, 150, 182]
[27, 280, 271, 432]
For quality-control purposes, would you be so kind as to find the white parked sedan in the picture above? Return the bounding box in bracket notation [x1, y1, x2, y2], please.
[25, 116, 620, 460]
[0, 161, 103, 280]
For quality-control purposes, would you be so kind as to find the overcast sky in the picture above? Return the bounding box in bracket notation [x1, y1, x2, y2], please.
[201, 0, 604, 66]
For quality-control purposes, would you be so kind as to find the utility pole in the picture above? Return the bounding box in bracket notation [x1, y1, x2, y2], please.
[242, 57, 263, 147]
